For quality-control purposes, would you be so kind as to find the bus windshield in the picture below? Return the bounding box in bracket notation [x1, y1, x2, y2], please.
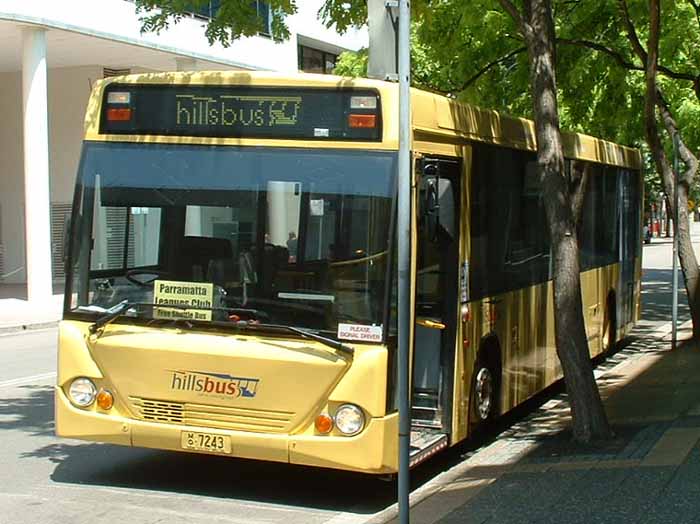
[66, 142, 397, 335]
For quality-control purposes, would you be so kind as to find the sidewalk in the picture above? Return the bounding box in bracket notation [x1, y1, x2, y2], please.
[374, 321, 699, 524]
[0, 289, 62, 335]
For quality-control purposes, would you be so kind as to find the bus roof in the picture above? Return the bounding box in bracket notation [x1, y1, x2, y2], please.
[85, 71, 641, 169]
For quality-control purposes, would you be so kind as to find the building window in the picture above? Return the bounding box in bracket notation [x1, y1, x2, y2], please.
[185, 1, 271, 37]
[186, 1, 221, 20]
[254, 1, 272, 37]
[298, 45, 339, 74]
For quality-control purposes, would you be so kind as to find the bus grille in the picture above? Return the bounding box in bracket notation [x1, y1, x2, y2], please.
[128, 397, 295, 433]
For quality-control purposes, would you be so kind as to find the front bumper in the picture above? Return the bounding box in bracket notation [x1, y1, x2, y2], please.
[55, 386, 398, 474]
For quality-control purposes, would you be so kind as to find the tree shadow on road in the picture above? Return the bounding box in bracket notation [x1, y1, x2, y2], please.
[22, 438, 400, 514]
[0, 385, 397, 513]
[642, 268, 690, 322]
[0, 385, 54, 437]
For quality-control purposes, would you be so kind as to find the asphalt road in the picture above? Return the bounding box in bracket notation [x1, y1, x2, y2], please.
[0, 234, 695, 524]
[640, 233, 698, 325]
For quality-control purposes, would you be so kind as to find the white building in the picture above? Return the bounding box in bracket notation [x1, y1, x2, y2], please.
[0, 0, 367, 301]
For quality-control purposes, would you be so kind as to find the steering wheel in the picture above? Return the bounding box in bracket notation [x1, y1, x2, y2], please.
[125, 269, 172, 287]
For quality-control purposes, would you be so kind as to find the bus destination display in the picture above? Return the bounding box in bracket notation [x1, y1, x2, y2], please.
[100, 84, 381, 141]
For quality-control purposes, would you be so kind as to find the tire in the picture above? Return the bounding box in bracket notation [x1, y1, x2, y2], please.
[603, 296, 617, 354]
[469, 356, 500, 430]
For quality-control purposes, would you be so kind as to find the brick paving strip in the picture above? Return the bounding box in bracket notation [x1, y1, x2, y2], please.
[371, 319, 700, 524]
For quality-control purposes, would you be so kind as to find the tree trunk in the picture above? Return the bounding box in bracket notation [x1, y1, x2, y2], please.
[643, 0, 700, 339]
[622, 0, 700, 337]
[660, 178, 700, 338]
[655, 94, 700, 339]
[676, 189, 700, 339]
[500, 0, 612, 443]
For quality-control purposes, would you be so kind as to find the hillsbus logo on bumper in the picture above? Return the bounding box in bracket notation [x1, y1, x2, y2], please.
[169, 370, 260, 399]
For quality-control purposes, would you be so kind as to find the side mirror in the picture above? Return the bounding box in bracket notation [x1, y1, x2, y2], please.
[423, 178, 440, 241]
[421, 171, 455, 243]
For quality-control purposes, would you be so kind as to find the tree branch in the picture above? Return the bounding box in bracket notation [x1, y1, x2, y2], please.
[618, 0, 648, 63]
[458, 46, 527, 91]
[644, 0, 676, 202]
[558, 38, 641, 70]
[656, 88, 699, 185]
[558, 38, 697, 83]
[498, 0, 533, 42]
[688, 0, 700, 30]
[570, 160, 590, 229]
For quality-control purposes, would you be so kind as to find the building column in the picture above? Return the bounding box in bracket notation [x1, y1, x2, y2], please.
[22, 27, 53, 301]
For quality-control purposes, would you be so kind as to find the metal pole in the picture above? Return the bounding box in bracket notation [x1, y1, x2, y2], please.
[397, 0, 412, 523]
[672, 133, 679, 349]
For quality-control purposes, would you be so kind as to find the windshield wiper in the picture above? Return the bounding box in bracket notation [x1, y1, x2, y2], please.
[88, 301, 268, 335]
[88, 300, 133, 335]
[255, 323, 354, 357]
[86, 303, 353, 357]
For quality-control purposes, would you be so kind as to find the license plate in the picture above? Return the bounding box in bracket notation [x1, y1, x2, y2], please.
[181, 431, 232, 454]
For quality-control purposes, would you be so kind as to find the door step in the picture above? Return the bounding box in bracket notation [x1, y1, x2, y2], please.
[412, 388, 442, 425]
[409, 427, 449, 468]
[411, 419, 443, 430]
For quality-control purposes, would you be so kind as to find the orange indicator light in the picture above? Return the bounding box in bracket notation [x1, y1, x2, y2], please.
[348, 114, 376, 128]
[315, 413, 334, 434]
[96, 389, 114, 410]
[107, 108, 132, 121]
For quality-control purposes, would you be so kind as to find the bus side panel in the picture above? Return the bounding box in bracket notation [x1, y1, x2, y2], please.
[581, 268, 603, 357]
[498, 282, 553, 413]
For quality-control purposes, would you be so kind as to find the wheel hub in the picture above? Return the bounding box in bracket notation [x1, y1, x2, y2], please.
[475, 367, 493, 420]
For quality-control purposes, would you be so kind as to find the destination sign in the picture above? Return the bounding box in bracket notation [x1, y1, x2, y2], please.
[100, 84, 382, 141]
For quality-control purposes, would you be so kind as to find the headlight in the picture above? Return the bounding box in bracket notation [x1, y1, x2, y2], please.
[334, 404, 365, 436]
[68, 377, 97, 407]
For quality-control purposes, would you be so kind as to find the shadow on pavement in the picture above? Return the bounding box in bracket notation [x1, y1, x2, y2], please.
[642, 268, 690, 322]
[27, 443, 397, 513]
[0, 385, 54, 437]
[0, 385, 398, 513]
[434, 339, 700, 524]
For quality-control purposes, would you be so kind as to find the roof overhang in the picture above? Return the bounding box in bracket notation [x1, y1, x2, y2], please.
[0, 15, 254, 74]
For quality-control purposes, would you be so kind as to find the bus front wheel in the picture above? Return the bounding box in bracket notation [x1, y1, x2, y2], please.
[469, 355, 500, 429]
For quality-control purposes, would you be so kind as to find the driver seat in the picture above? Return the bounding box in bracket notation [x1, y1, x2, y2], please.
[176, 236, 233, 282]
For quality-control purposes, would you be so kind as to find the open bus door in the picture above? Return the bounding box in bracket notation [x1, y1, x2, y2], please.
[410, 157, 461, 466]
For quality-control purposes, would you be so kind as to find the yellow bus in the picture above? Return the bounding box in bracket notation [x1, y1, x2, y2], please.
[56, 71, 642, 474]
